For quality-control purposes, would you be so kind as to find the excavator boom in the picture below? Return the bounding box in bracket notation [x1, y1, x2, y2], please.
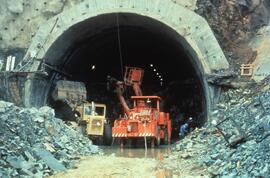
[107, 67, 144, 116]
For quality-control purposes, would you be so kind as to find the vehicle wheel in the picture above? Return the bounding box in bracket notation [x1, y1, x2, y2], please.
[156, 136, 160, 146]
[151, 138, 155, 148]
[131, 138, 138, 147]
[103, 123, 112, 145]
[156, 126, 160, 147]
[94, 137, 103, 145]
[120, 138, 124, 149]
[163, 129, 168, 145]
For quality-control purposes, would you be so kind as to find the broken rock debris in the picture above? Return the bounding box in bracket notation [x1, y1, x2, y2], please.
[171, 83, 270, 177]
[0, 101, 99, 177]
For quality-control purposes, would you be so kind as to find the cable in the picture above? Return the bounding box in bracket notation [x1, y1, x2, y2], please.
[116, 13, 124, 80]
[143, 121, 148, 155]
[116, 13, 129, 101]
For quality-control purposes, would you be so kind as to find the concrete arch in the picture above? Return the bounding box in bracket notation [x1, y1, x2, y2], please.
[17, 0, 228, 73]
[16, 0, 229, 123]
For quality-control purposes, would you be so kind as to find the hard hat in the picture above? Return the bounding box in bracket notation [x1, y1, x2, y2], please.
[211, 120, 217, 126]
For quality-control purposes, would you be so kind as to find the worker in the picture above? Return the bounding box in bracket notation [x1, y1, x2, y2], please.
[85, 106, 97, 115]
[179, 117, 194, 138]
[85, 106, 92, 115]
[179, 123, 189, 138]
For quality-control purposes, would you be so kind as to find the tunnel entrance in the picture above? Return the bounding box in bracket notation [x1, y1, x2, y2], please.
[43, 13, 207, 139]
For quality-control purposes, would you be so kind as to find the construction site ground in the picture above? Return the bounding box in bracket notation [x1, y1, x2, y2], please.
[51, 145, 209, 178]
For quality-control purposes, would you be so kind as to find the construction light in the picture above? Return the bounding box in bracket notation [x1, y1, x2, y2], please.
[159, 75, 161, 78]
[156, 73, 159, 75]
[91, 65, 95, 70]
[153, 69, 156, 72]
[160, 78, 163, 81]
[150, 64, 153, 67]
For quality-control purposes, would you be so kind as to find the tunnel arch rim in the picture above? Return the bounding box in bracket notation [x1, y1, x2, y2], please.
[19, 0, 229, 123]
[19, 0, 228, 73]
[49, 12, 211, 125]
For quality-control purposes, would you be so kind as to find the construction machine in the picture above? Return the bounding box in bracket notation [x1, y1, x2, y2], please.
[52, 80, 112, 145]
[108, 67, 171, 148]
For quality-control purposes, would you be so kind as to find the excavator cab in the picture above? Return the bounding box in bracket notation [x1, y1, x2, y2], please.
[83, 103, 112, 145]
[82, 102, 106, 136]
[52, 80, 112, 145]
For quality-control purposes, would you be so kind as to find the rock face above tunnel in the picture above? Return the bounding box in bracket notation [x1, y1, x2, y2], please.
[15, 0, 228, 74]
[196, 0, 270, 81]
[250, 25, 270, 81]
[0, 0, 67, 50]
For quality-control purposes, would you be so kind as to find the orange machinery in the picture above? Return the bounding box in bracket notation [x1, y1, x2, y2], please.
[110, 67, 171, 147]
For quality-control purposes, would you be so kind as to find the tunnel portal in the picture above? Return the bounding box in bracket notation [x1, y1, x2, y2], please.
[16, 0, 229, 138]
[44, 13, 205, 138]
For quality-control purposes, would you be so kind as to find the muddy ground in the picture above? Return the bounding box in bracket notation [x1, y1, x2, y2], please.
[50, 145, 209, 178]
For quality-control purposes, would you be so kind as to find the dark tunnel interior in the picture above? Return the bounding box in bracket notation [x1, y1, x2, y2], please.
[45, 13, 207, 139]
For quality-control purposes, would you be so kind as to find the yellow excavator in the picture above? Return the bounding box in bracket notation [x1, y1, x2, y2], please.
[51, 80, 112, 145]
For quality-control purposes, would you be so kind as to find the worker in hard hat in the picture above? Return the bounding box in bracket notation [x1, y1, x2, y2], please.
[179, 117, 194, 138]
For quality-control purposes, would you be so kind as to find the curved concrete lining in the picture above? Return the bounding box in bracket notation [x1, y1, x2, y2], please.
[16, 0, 229, 122]
[17, 0, 228, 73]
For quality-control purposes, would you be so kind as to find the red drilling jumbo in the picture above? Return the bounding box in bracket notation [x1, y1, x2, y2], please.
[109, 66, 171, 148]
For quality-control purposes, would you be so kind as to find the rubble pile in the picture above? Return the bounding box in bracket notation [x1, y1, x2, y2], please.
[0, 101, 99, 177]
[165, 128, 210, 177]
[173, 85, 270, 177]
[203, 87, 270, 177]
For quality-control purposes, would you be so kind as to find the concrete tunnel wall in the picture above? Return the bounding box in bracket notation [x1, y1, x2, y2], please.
[15, 0, 229, 122]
